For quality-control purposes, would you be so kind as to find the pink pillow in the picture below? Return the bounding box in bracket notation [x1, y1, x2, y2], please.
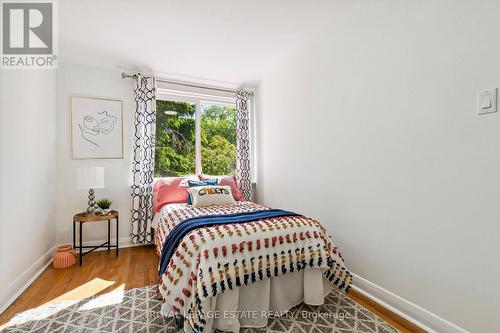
[153, 176, 197, 212]
[199, 175, 244, 201]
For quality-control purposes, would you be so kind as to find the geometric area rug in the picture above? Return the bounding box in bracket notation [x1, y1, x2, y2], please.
[1, 286, 400, 333]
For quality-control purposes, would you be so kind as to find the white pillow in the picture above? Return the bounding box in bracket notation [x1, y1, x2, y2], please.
[187, 185, 236, 207]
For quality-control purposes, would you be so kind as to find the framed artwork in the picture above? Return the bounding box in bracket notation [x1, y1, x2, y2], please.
[71, 96, 123, 159]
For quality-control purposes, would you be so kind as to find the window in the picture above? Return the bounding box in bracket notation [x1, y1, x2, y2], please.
[200, 103, 237, 176]
[155, 100, 196, 177]
[154, 97, 237, 177]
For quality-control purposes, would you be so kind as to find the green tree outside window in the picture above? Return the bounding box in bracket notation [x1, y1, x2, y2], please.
[154, 100, 237, 177]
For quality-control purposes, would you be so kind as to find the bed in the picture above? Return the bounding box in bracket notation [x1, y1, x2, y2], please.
[152, 200, 352, 333]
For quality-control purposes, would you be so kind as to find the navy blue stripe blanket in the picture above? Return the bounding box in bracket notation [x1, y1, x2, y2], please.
[159, 209, 300, 277]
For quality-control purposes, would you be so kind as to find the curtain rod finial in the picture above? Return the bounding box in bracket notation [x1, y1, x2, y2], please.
[122, 72, 138, 79]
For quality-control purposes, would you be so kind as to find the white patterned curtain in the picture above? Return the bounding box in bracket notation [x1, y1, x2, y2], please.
[131, 74, 156, 244]
[235, 90, 252, 200]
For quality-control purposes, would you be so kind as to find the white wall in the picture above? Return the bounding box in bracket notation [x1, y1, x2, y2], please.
[256, 1, 500, 332]
[0, 70, 57, 312]
[55, 63, 134, 245]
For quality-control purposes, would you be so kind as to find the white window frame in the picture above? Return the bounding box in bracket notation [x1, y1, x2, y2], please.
[156, 90, 237, 176]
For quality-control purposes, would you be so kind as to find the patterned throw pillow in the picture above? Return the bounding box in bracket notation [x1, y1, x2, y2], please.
[187, 185, 236, 207]
[187, 179, 218, 205]
[199, 175, 244, 201]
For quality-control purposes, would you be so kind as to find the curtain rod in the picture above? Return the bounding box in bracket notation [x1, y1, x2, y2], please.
[121, 73, 253, 95]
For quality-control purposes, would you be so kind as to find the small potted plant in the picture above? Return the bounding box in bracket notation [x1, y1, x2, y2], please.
[96, 198, 113, 215]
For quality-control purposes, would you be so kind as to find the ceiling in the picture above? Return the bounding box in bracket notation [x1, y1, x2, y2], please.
[59, 0, 335, 87]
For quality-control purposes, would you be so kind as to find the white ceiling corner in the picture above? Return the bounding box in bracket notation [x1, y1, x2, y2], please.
[59, 0, 335, 87]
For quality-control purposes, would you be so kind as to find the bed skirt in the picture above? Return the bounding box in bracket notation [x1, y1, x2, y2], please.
[184, 268, 332, 333]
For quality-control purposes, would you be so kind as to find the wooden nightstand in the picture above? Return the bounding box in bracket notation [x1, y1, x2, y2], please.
[73, 210, 119, 266]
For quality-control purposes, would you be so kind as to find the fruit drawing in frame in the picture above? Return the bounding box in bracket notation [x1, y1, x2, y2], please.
[78, 111, 117, 147]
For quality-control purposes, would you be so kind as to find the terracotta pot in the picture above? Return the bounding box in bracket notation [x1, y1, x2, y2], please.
[53, 243, 77, 268]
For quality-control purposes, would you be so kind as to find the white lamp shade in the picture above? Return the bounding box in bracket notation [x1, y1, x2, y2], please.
[76, 167, 105, 189]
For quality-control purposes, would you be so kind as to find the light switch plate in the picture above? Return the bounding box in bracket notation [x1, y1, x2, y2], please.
[477, 88, 497, 115]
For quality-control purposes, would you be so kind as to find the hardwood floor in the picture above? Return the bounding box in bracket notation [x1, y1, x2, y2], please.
[0, 246, 158, 327]
[0, 245, 425, 332]
[347, 289, 426, 333]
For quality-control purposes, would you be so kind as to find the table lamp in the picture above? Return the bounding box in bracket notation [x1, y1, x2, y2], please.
[76, 167, 105, 214]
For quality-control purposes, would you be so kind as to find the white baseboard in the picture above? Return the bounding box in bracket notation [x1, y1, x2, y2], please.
[0, 245, 56, 316]
[351, 272, 470, 333]
[74, 236, 144, 251]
